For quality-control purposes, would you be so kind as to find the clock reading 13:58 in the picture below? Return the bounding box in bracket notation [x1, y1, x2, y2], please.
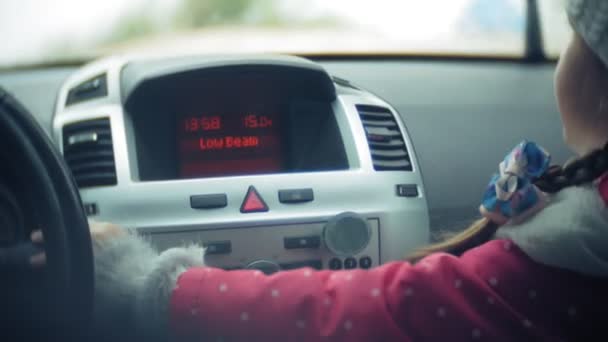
[183, 116, 222, 132]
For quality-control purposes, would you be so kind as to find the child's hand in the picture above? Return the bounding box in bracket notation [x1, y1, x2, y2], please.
[89, 221, 126, 243]
[27, 221, 126, 268]
[30, 230, 46, 268]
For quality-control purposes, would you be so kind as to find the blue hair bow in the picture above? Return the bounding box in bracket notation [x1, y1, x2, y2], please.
[480, 141, 551, 224]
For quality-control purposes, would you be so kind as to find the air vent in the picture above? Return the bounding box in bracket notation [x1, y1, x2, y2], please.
[62, 118, 117, 188]
[66, 74, 108, 106]
[356, 105, 412, 171]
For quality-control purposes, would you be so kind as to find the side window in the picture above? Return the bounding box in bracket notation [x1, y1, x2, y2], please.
[538, 0, 572, 58]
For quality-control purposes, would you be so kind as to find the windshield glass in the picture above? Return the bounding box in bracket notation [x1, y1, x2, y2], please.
[1, 0, 570, 68]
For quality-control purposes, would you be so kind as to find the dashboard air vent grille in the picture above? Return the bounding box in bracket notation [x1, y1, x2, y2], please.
[66, 74, 108, 106]
[62, 118, 117, 188]
[356, 105, 412, 171]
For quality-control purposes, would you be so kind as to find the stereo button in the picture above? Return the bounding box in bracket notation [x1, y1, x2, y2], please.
[396, 184, 419, 198]
[344, 257, 357, 269]
[191, 194, 227, 209]
[328, 258, 343, 270]
[204, 241, 232, 255]
[359, 256, 372, 269]
[284, 236, 321, 250]
[279, 189, 314, 204]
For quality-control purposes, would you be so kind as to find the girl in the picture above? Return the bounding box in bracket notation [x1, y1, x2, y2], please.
[34, 0, 608, 340]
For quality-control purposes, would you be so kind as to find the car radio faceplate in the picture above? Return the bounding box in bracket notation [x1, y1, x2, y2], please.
[144, 218, 380, 273]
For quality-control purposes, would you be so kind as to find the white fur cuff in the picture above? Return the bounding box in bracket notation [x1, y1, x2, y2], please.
[135, 245, 205, 340]
[92, 232, 159, 339]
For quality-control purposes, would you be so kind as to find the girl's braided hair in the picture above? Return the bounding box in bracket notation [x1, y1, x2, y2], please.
[406, 142, 608, 263]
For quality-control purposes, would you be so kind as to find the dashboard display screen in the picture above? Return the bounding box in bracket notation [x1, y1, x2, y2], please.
[178, 111, 283, 178]
[129, 66, 348, 181]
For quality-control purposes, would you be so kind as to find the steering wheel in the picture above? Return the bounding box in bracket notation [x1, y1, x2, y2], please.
[0, 88, 94, 338]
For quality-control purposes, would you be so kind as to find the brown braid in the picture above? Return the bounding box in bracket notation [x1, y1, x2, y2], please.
[405, 141, 608, 263]
[535, 142, 608, 193]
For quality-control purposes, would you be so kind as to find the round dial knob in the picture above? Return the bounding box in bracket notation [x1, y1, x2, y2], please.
[323, 212, 371, 257]
[246, 260, 280, 275]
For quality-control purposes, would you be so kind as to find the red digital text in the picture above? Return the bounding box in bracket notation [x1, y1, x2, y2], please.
[184, 116, 222, 132]
[199, 136, 260, 150]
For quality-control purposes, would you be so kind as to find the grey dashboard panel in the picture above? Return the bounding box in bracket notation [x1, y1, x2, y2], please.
[47, 55, 430, 268]
[120, 55, 336, 103]
[0, 60, 571, 234]
[0, 68, 72, 138]
[320, 61, 570, 233]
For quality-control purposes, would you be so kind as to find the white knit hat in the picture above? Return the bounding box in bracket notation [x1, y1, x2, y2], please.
[568, 0, 608, 66]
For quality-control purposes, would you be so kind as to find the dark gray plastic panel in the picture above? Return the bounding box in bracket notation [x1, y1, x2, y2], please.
[121, 55, 336, 105]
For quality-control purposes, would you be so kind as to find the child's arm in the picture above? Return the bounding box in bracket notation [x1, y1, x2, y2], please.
[93, 226, 490, 340]
[91, 225, 590, 340]
[167, 240, 558, 341]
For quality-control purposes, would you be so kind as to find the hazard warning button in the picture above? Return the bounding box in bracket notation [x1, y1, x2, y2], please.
[240, 186, 269, 213]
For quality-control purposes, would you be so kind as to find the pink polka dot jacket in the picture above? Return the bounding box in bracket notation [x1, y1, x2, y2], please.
[168, 240, 607, 341]
[91, 178, 608, 341]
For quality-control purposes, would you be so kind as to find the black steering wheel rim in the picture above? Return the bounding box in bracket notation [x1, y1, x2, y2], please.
[0, 88, 94, 335]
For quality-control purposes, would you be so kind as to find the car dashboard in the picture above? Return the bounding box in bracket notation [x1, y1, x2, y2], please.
[52, 54, 430, 273]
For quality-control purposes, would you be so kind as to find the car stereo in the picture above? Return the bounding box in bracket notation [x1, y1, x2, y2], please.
[52, 54, 430, 273]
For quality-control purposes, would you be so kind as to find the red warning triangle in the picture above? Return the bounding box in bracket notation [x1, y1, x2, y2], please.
[240, 186, 269, 213]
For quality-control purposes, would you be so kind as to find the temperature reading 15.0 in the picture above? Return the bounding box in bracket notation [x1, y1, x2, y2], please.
[243, 114, 273, 129]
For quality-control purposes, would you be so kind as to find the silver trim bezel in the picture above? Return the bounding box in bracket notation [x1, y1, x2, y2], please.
[52, 55, 431, 264]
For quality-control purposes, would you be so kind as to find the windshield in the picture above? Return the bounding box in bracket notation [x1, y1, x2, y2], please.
[1, 0, 569, 68]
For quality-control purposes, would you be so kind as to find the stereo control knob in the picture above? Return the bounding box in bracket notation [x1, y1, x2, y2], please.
[246, 260, 280, 275]
[323, 212, 371, 257]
